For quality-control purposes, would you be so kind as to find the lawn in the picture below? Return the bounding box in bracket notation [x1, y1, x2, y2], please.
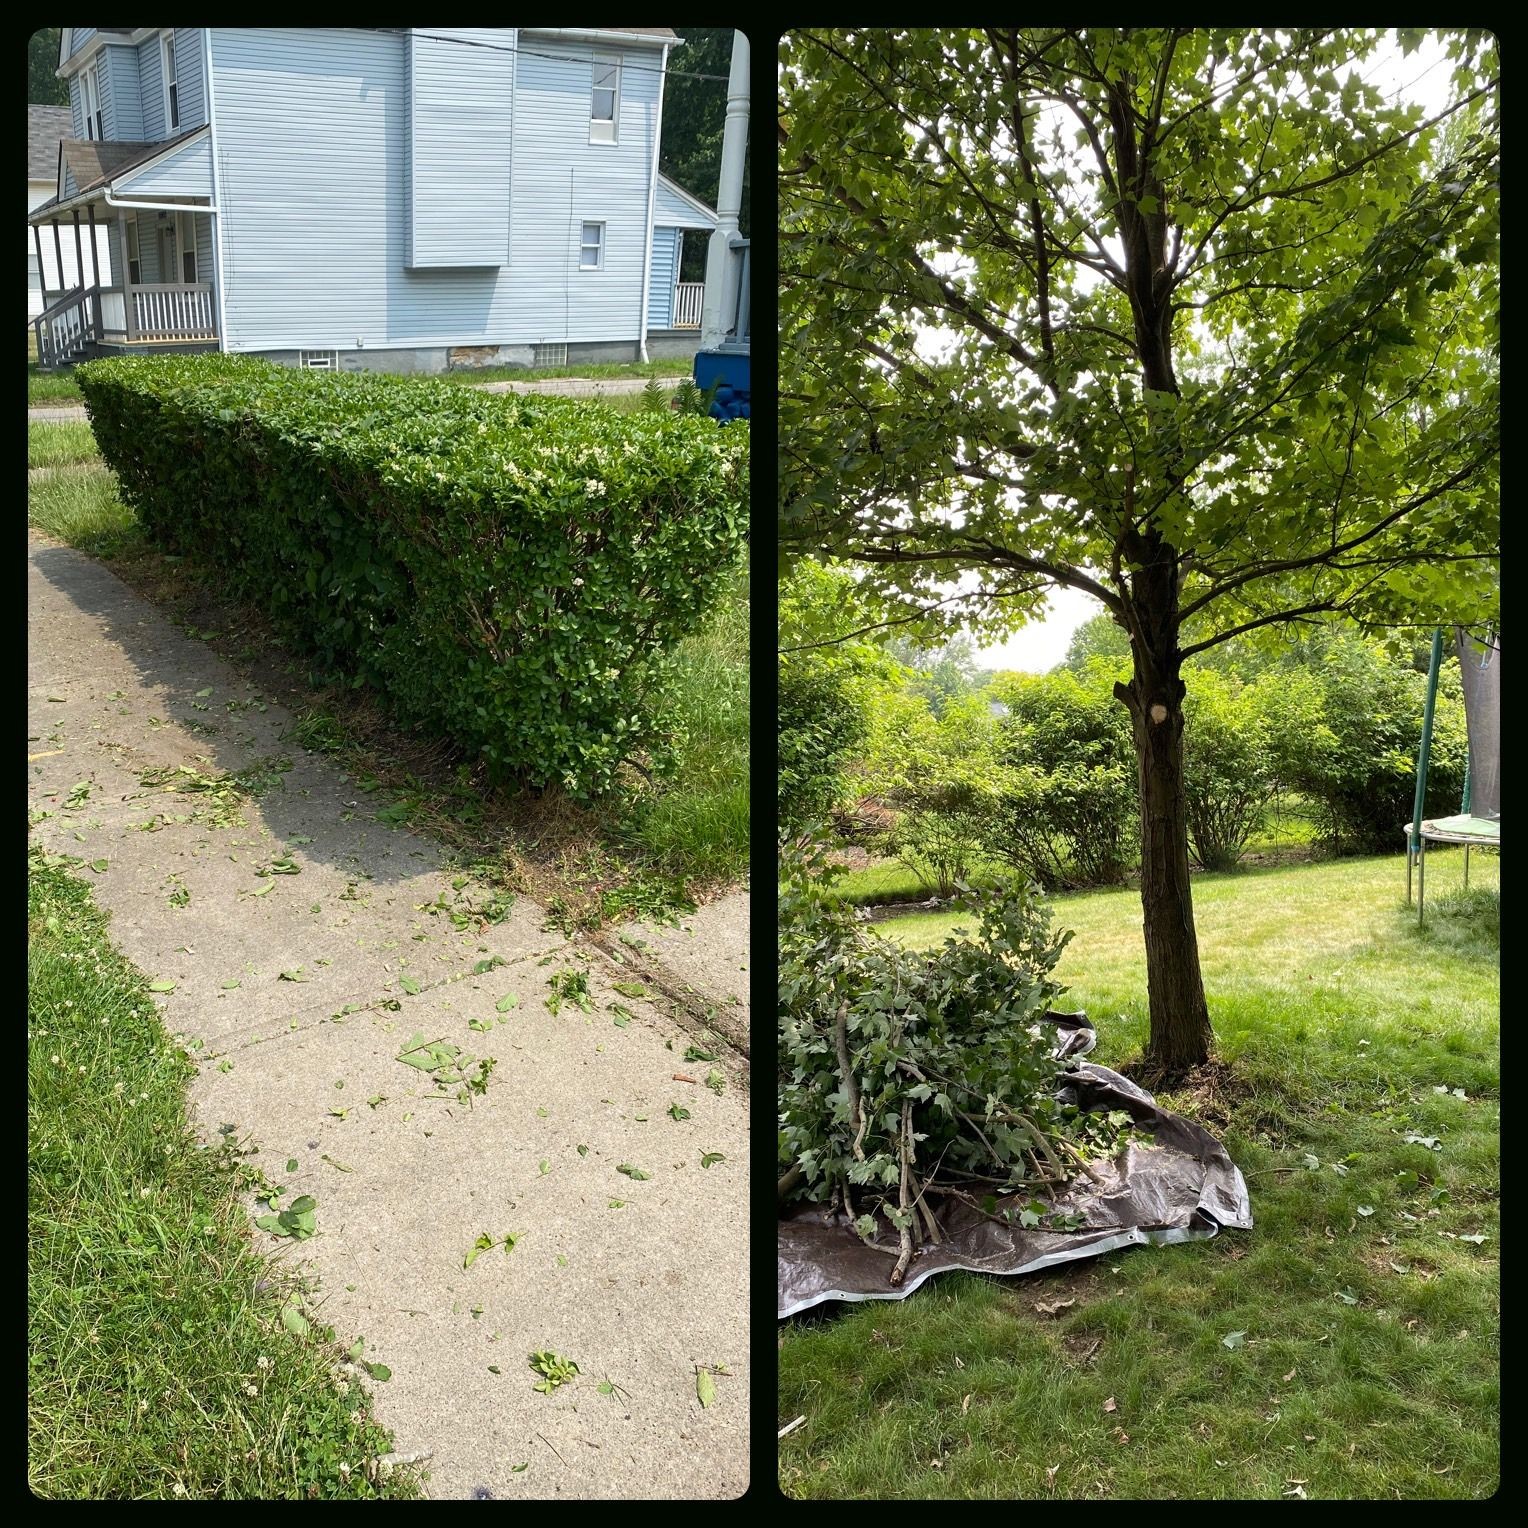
[29, 359, 83, 404]
[28, 850, 417, 1499]
[779, 851, 1499, 1499]
[27, 412, 747, 920]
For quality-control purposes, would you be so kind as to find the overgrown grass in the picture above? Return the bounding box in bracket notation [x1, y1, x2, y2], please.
[620, 557, 750, 886]
[26, 459, 138, 557]
[28, 850, 417, 1499]
[29, 421, 103, 469]
[780, 852, 1499, 1500]
[29, 361, 84, 404]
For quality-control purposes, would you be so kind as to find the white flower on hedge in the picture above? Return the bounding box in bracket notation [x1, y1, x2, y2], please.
[583, 479, 606, 497]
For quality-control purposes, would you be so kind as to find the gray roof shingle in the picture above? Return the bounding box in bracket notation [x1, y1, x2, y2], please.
[28, 105, 73, 181]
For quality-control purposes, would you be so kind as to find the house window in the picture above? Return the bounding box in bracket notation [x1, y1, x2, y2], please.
[28, 251, 41, 292]
[83, 63, 103, 141]
[532, 341, 567, 368]
[126, 218, 142, 285]
[300, 350, 338, 370]
[162, 33, 179, 131]
[579, 221, 604, 270]
[590, 56, 619, 143]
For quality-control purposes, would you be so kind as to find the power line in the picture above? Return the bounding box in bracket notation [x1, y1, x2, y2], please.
[361, 27, 734, 84]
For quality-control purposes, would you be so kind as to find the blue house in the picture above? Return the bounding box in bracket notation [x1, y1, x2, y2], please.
[30, 27, 743, 372]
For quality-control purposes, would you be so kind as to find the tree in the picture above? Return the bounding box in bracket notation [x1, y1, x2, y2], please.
[1061, 610, 1132, 673]
[885, 632, 985, 714]
[662, 29, 750, 240]
[781, 28, 1499, 1074]
[30, 29, 67, 105]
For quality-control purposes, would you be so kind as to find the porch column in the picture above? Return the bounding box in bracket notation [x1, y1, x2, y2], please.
[86, 204, 99, 289]
[33, 223, 48, 304]
[120, 211, 138, 341]
[52, 220, 65, 292]
[699, 32, 749, 347]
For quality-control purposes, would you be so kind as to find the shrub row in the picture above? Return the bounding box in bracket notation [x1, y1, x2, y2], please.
[77, 356, 748, 797]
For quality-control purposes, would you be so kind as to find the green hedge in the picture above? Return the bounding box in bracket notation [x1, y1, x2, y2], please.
[77, 356, 747, 797]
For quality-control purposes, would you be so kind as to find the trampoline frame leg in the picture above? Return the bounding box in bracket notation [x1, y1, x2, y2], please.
[1418, 838, 1426, 926]
[1464, 843, 1471, 891]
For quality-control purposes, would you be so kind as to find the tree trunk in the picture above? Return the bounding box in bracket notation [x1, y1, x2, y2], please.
[1116, 586, 1214, 1075]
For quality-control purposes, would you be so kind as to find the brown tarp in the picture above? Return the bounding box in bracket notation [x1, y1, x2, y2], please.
[778, 1018, 1252, 1318]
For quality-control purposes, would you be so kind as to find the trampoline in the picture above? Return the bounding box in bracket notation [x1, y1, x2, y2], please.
[1404, 626, 1500, 924]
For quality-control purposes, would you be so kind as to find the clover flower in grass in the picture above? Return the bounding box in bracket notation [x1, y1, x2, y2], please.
[256, 1356, 271, 1371]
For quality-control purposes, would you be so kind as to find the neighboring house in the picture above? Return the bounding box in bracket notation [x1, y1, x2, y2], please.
[29, 102, 112, 319]
[30, 27, 745, 371]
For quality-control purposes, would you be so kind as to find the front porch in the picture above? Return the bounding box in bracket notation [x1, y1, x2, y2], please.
[32, 280, 218, 370]
[29, 129, 219, 369]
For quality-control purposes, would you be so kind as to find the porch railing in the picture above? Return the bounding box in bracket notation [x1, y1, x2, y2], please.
[672, 281, 704, 329]
[33, 285, 98, 370]
[131, 283, 216, 342]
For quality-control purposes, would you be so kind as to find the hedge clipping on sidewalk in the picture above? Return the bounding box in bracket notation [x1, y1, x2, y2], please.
[76, 356, 748, 798]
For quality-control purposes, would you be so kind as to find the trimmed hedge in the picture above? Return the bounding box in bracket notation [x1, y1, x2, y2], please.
[77, 356, 748, 797]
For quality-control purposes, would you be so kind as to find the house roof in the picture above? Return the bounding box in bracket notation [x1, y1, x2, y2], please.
[657, 173, 718, 226]
[60, 128, 206, 197]
[30, 127, 210, 223]
[28, 105, 73, 180]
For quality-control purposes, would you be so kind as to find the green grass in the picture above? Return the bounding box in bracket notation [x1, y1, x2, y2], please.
[29, 361, 84, 404]
[780, 852, 1499, 1499]
[28, 850, 418, 1499]
[619, 557, 750, 885]
[27, 461, 138, 557]
[29, 421, 103, 470]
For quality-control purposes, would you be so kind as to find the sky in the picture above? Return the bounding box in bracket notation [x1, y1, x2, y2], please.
[935, 30, 1460, 676]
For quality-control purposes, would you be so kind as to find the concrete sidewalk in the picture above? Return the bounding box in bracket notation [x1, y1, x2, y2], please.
[27, 534, 749, 1500]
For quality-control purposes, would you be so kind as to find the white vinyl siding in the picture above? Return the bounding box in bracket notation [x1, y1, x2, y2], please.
[405, 28, 513, 268]
[114, 134, 214, 199]
[580, 221, 604, 269]
[647, 225, 678, 326]
[139, 34, 165, 139]
[590, 55, 619, 143]
[173, 29, 206, 130]
[104, 46, 144, 139]
[210, 27, 662, 351]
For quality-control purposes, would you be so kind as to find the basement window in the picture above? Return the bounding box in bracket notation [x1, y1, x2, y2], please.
[300, 350, 338, 371]
[532, 341, 567, 368]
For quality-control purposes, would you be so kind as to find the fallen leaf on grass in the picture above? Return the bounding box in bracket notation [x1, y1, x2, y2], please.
[1103, 1396, 1117, 1413]
[1458, 1234, 1488, 1245]
[700, 1152, 726, 1169]
[1356, 1205, 1375, 1217]
[961, 1393, 971, 1415]
[696, 1368, 717, 1408]
[148, 980, 176, 993]
[89, 859, 109, 873]
[1336, 1288, 1359, 1305]
[1113, 1426, 1130, 1445]
[495, 993, 517, 1012]
[1222, 1331, 1246, 1350]
[1034, 1298, 1075, 1317]
[616, 1163, 651, 1181]
[1282, 1368, 1297, 1382]
[399, 976, 421, 996]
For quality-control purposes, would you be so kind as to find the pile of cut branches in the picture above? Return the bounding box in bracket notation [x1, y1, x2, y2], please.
[778, 839, 1118, 1283]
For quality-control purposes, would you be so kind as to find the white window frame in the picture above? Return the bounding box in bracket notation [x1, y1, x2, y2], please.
[161, 31, 180, 132]
[125, 215, 142, 286]
[579, 220, 605, 271]
[590, 54, 619, 144]
[83, 62, 103, 141]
